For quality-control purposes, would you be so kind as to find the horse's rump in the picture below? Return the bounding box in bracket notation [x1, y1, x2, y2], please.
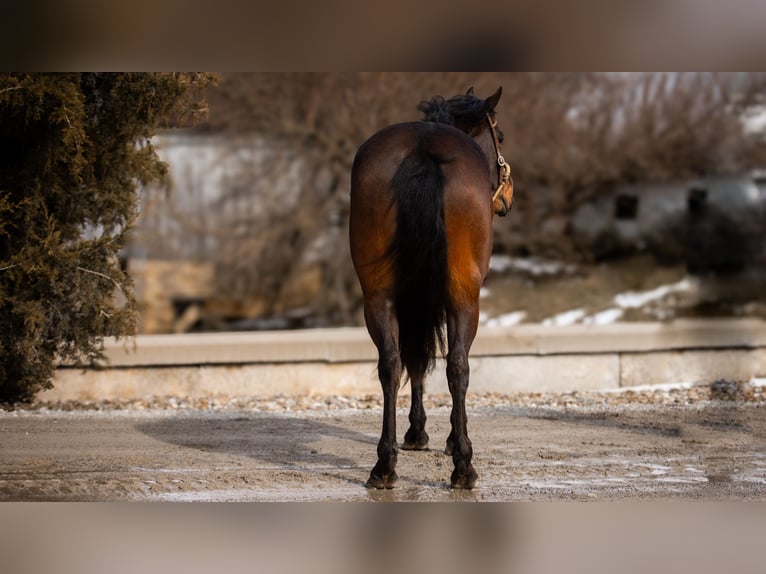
[350, 122, 492, 379]
[388, 140, 449, 378]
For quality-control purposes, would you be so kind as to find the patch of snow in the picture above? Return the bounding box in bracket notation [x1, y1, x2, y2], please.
[479, 287, 490, 299]
[488, 255, 513, 272]
[637, 463, 671, 473]
[614, 278, 694, 309]
[484, 311, 527, 327]
[583, 308, 624, 325]
[602, 381, 696, 393]
[489, 255, 577, 276]
[654, 476, 708, 484]
[542, 308, 586, 327]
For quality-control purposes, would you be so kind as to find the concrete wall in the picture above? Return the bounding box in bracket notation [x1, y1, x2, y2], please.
[46, 319, 766, 401]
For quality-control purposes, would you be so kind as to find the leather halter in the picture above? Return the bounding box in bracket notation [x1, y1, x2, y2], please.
[486, 113, 512, 205]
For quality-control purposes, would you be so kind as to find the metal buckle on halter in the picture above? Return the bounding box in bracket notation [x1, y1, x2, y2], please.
[487, 112, 513, 208]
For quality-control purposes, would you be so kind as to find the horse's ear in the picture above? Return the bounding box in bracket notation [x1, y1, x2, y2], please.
[484, 86, 502, 111]
[466, 86, 475, 96]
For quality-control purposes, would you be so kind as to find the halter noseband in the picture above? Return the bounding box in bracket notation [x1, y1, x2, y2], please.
[486, 113, 512, 205]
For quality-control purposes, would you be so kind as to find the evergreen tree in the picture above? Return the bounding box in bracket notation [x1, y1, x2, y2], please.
[0, 72, 211, 403]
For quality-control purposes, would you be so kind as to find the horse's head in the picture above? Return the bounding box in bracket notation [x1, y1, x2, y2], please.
[471, 86, 513, 217]
[418, 86, 514, 216]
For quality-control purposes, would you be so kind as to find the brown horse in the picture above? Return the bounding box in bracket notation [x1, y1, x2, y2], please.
[349, 86, 513, 489]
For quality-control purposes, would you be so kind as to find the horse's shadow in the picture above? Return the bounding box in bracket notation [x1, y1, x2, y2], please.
[136, 414, 378, 486]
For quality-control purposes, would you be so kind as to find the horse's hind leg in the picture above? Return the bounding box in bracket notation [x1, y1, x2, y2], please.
[364, 295, 402, 489]
[446, 300, 480, 489]
[402, 369, 429, 450]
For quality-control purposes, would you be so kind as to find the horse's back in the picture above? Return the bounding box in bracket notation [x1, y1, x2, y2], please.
[350, 121, 493, 298]
[352, 121, 488, 186]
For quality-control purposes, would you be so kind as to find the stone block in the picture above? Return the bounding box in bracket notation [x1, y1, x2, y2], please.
[619, 349, 765, 387]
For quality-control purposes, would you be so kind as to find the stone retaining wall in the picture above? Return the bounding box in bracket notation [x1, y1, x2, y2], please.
[46, 319, 766, 401]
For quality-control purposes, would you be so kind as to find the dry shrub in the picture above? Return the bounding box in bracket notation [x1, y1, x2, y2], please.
[179, 73, 766, 326]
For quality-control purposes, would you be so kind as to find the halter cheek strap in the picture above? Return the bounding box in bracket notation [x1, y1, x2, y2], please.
[486, 114, 512, 204]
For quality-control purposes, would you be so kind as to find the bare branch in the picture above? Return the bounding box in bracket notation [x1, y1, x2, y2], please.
[141, 73, 766, 327]
[76, 266, 124, 294]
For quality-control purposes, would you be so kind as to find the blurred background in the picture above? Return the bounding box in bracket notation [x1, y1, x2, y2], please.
[127, 72, 766, 334]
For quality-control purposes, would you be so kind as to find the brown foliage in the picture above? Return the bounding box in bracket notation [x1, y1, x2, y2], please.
[0, 73, 212, 402]
[191, 73, 766, 326]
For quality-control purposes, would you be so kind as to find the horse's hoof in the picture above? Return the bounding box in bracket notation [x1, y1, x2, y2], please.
[365, 469, 398, 489]
[402, 429, 429, 451]
[401, 441, 429, 451]
[450, 467, 478, 490]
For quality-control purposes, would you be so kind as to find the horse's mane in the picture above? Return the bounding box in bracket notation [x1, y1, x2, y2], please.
[416, 94, 488, 127]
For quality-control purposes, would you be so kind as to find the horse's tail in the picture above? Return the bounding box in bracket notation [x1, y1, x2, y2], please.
[389, 142, 449, 379]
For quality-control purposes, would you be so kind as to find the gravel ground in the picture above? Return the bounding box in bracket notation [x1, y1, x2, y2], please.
[1, 380, 765, 502]
[6, 378, 765, 414]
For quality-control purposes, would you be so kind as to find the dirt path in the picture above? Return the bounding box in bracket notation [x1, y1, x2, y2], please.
[2, 399, 765, 501]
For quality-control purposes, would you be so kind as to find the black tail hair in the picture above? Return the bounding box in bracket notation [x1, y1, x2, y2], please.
[389, 142, 449, 378]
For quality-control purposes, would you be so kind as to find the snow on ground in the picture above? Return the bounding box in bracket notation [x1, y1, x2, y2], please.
[582, 308, 624, 325]
[538, 278, 695, 327]
[484, 311, 527, 328]
[489, 255, 577, 276]
[483, 259, 707, 328]
[613, 278, 695, 308]
[542, 308, 587, 326]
